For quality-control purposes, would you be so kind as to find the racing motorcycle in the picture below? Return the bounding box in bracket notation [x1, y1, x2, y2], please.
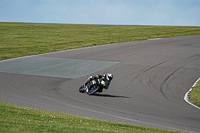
[79, 78, 107, 95]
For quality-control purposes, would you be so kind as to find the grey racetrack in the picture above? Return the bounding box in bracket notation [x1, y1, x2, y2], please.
[1, 35, 200, 132]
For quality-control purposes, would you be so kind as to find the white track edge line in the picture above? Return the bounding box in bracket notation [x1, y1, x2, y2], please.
[56, 101, 197, 133]
[0, 43, 116, 62]
[59, 101, 198, 133]
[184, 78, 200, 110]
[0, 38, 163, 62]
[1, 40, 199, 132]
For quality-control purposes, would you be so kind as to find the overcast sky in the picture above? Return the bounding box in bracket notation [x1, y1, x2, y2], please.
[1, 0, 200, 26]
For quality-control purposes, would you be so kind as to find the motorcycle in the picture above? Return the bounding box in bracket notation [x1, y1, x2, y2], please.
[79, 78, 107, 95]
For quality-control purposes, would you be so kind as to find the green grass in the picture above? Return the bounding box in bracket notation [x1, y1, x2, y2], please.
[0, 102, 184, 133]
[1, 22, 200, 132]
[1, 22, 200, 61]
[189, 80, 200, 107]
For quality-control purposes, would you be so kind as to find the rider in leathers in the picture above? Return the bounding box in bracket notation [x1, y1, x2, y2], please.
[84, 73, 113, 92]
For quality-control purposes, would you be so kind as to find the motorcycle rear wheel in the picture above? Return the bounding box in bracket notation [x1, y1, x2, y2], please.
[87, 85, 100, 95]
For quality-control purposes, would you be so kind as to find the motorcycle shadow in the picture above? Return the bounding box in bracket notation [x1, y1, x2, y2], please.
[92, 93, 130, 98]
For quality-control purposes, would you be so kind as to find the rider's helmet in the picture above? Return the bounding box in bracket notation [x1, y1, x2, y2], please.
[106, 73, 113, 82]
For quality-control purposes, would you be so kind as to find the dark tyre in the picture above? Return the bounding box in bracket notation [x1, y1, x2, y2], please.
[87, 85, 100, 95]
[79, 85, 85, 93]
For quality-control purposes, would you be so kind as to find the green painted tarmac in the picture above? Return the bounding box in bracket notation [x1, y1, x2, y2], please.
[0, 56, 120, 79]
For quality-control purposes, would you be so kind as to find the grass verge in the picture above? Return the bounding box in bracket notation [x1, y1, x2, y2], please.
[0, 102, 184, 133]
[189, 79, 200, 107]
[1, 22, 200, 132]
[1, 22, 200, 61]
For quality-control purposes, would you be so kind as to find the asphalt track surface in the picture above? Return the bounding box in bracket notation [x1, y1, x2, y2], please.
[1, 35, 200, 132]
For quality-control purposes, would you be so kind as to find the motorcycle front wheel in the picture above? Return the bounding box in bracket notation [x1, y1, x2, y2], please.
[79, 85, 85, 93]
